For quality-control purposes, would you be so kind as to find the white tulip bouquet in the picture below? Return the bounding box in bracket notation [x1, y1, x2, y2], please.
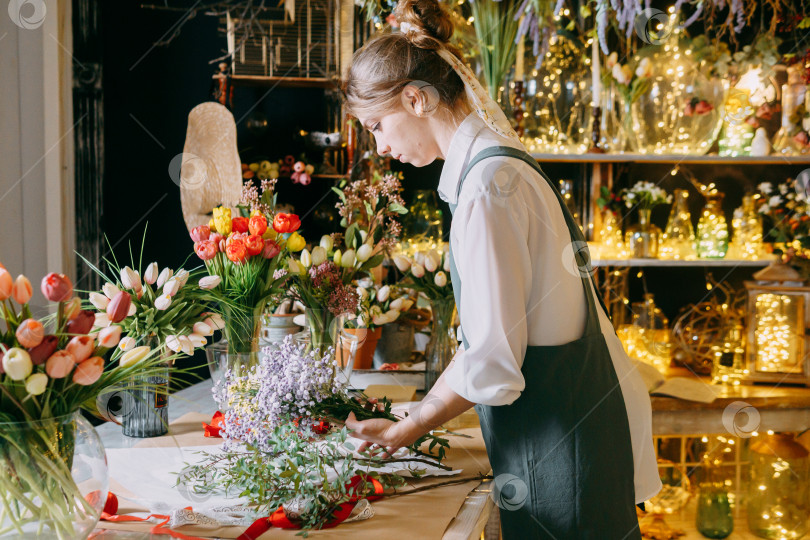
[392, 249, 454, 304]
[347, 279, 415, 330]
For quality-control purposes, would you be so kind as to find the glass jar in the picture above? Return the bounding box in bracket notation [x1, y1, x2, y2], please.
[625, 208, 662, 258]
[696, 452, 734, 538]
[424, 298, 458, 390]
[696, 193, 729, 259]
[402, 190, 443, 256]
[772, 73, 808, 156]
[122, 334, 170, 438]
[629, 293, 671, 372]
[747, 433, 810, 539]
[731, 194, 764, 260]
[0, 412, 108, 539]
[597, 208, 625, 258]
[558, 179, 582, 231]
[660, 189, 696, 260]
[710, 321, 746, 386]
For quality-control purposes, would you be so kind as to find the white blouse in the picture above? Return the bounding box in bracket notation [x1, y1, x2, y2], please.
[439, 113, 662, 504]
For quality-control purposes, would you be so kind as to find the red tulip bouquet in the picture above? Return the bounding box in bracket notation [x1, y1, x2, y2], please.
[0, 263, 173, 538]
[193, 179, 300, 357]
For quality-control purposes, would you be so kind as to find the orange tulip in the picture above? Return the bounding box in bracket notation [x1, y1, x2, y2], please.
[66, 335, 95, 363]
[0, 268, 10, 301]
[45, 350, 75, 378]
[12, 275, 32, 305]
[73, 356, 104, 385]
[16, 319, 44, 348]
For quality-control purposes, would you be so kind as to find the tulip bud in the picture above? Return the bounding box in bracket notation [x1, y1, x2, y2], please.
[155, 294, 172, 311]
[319, 235, 333, 252]
[434, 271, 447, 287]
[118, 336, 136, 352]
[163, 279, 180, 297]
[66, 310, 95, 335]
[286, 232, 306, 252]
[386, 309, 401, 322]
[333, 249, 342, 266]
[187, 333, 206, 348]
[28, 335, 58, 365]
[120, 346, 151, 368]
[311, 246, 327, 267]
[46, 350, 75, 378]
[443, 252, 451, 272]
[25, 373, 48, 395]
[389, 297, 404, 311]
[93, 312, 110, 329]
[67, 335, 95, 363]
[156, 268, 173, 288]
[120, 266, 142, 293]
[199, 276, 221, 290]
[414, 252, 426, 266]
[425, 250, 440, 273]
[359, 277, 374, 289]
[73, 356, 104, 385]
[393, 256, 411, 273]
[341, 249, 356, 268]
[165, 335, 182, 353]
[357, 286, 368, 300]
[41, 273, 73, 303]
[300, 249, 312, 268]
[12, 275, 32, 305]
[178, 336, 193, 356]
[3, 348, 32, 380]
[102, 283, 120, 300]
[288, 258, 302, 275]
[144, 262, 159, 285]
[106, 291, 132, 323]
[174, 269, 190, 287]
[400, 299, 415, 311]
[89, 292, 109, 310]
[193, 321, 214, 337]
[127, 303, 136, 316]
[64, 297, 82, 320]
[189, 225, 210, 243]
[16, 319, 44, 348]
[203, 313, 225, 331]
[356, 244, 373, 263]
[411, 263, 425, 278]
[98, 326, 122, 348]
[377, 285, 390, 303]
[0, 268, 12, 301]
[359, 230, 368, 243]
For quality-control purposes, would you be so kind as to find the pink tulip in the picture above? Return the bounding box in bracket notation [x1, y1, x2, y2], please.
[28, 335, 58, 365]
[73, 356, 104, 385]
[190, 225, 210, 243]
[66, 310, 95, 335]
[262, 240, 281, 259]
[106, 291, 132, 324]
[46, 350, 76, 378]
[40, 272, 73, 302]
[194, 240, 218, 261]
[297, 173, 311, 186]
[16, 319, 44, 348]
[98, 326, 122, 348]
[143, 262, 159, 285]
[66, 335, 95, 362]
[209, 233, 224, 250]
[0, 269, 12, 301]
[12, 275, 32, 305]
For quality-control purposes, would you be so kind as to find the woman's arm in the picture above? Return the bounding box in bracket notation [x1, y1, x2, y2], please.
[345, 356, 475, 454]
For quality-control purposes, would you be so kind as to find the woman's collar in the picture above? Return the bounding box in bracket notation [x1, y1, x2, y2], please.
[437, 112, 487, 205]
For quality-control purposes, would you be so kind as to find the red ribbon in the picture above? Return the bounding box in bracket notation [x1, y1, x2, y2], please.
[236, 475, 384, 539]
[203, 411, 225, 438]
[97, 503, 208, 540]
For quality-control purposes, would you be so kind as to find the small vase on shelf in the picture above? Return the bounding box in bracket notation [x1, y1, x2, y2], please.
[730, 194, 764, 260]
[710, 321, 746, 387]
[424, 298, 458, 391]
[597, 209, 625, 258]
[625, 208, 661, 258]
[696, 193, 729, 259]
[660, 189, 696, 260]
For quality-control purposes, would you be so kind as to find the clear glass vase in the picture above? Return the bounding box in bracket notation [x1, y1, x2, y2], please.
[731, 194, 764, 260]
[625, 208, 662, 258]
[660, 189, 696, 260]
[597, 209, 625, 258]
[0, 412, 108, 539]
[294, 308, 358, 386]
[424, 298, 458, 390]
[600, 84, 631, 153]
[696, 193, 729, 259]
[121, 335, 170, 438]
[772, 77, 809, 156]
[629, 293, 671, 372]
[710, 321, 746, 387]
[695, 452, 734, 538]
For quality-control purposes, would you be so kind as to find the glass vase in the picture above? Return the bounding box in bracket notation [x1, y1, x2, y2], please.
[600, 84, 631, 153]
[731, 194, 764, 260]
[710, 321, 746, 387]
[696, 193, 729, 259]
[696, 452, 734, 538]
[625, 208, 661, 258]
[772, 78, 809, 156]
[746, 433, 810, 539]
[660, 189, 696, 260]
[597, 209, 625, 258]
[294, 308, 358, 386]
[121, 335, 170, 438]
[0, 412, 108, 539]
[424, 298, 458, 390]
[629, 293, 671, 372]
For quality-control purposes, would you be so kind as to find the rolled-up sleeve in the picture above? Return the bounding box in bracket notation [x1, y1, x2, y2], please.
[444, 185, 531, 406]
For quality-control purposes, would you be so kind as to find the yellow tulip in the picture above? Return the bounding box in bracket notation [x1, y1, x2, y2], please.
[208, 218, 216, 233]
[286, 232, 306, 252]
[262, 228, 278, 241]
[212, 206, 232, 236]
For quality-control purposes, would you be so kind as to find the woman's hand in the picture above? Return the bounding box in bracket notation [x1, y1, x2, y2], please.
[344, 412, 417, 456]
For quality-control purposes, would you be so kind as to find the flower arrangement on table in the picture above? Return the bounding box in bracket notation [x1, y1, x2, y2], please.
[0, 265, 176, 538]
[755, 179, 810, 272]
[179, 336, 452, 532]
[349, 279, 414, 330]
[285, 173, 407, 353]
[193, 179, 301, 358]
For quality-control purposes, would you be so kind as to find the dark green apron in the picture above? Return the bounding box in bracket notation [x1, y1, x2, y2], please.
[447, 146, 640, 539]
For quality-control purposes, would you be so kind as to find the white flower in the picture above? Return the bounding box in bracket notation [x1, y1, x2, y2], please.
[377, 285, 390, 303]
[2, 348, 32, 381]
[758, 182, 773, 194]
[93, 313, 110, 328]
[389, 297, 405, 311]
[356, 244, 373, 263]
[635, 57, 652, 78]
[193, 321, 214, 336]
[311, 246, 327, 266]
[443, 252, 451, 272]
[144, 262, 159, 285]
[414, 251, 426, 266]
[120, 266, 142, 292]
[300, 249, 312, 268]
[25, 373, 48, 395]
[119, 336, 136, 352]
[156, 267, 173, 288]
[393, 255, 411, 272]
[411, 263, 425, 278]
[341, 249, 356, 268]
[102, 283, 119, 300]
[165, 335, 182, 353]
[175, 269, 190, 287]
[758, 204, 770, 214]
[779, 183, 788, 195]
[769, 195, 783, 207]
[288, 257, 302, 274]
[357, 286, 369, 300]
[424, 250, 441, 272]
[358, 277, 374, 289]
[319, 235, 334, 252]
[178, 336, 193, 356]
[155, 293, 172, 311]
[120, 346, 151, 368]
[606, 51, 618, 68]
[612, 63, 631, 85]
[127, 302, 137, 316]
[204, 313, 225, 331]
[199, 275, 221, 290]
[187, 333, 207, 348]
[163, 278, 180, 297]
[434, 271, 448, 287]
[89, 292, 109, 310]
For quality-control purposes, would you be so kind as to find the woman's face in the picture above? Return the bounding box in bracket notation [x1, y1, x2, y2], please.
[357, 106, 441, 168]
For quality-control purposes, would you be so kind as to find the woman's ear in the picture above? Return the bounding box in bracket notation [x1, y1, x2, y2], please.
[401, 82, 439, 118]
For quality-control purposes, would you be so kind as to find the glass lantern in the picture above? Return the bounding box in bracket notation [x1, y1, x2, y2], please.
[730, 194, 764, 260]
[743, 261, 810, 385]
[696, 192, 729, 259]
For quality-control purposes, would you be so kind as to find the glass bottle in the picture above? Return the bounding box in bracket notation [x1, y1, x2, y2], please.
[696, 452, 734, 538]
[625, 208, 662, 258]
[403, 190, 443, 255]
[731, 194, 764, 260]
[424, 298, 459, 390]
[772, 67, 808, 156]
[710, 321, 746, 386]
[558, 179, 582, 231]
[630, 293, 671, 371]
[660, 189, 695, 260]
[747, 433, 810, 539]
[696, 192, 729, 259]
[597, 208, 625, 258]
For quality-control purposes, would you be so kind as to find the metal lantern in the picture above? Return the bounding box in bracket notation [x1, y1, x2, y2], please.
[743, 260, 810, 386]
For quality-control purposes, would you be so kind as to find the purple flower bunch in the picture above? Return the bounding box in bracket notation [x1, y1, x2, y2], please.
[214, 335, 346, 451]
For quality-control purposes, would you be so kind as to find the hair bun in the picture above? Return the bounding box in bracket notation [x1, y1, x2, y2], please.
[394, 0, 454, 50]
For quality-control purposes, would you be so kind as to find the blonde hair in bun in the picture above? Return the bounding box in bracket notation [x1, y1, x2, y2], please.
[343, 0, 466, 119]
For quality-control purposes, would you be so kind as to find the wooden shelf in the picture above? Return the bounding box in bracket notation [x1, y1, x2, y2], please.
[591, 258, 771, 268]
[228, 75, 339, 89]
[531, 152, 810, 165]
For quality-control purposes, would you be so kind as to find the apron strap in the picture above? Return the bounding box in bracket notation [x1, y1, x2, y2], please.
[448, 146, 609, 347]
